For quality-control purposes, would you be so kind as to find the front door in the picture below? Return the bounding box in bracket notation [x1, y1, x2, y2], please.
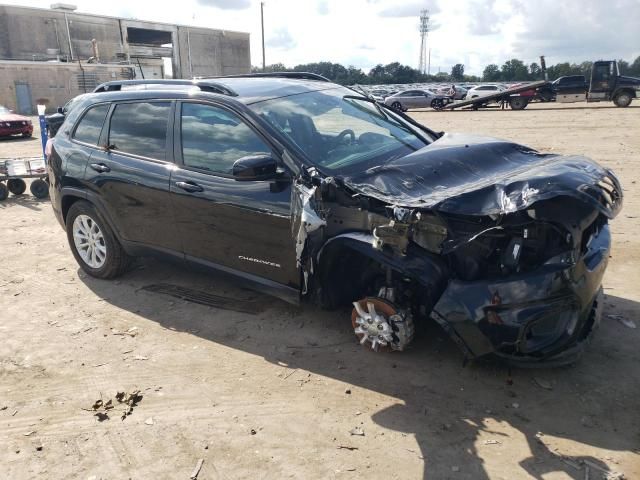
[588, 62, 615, 101]
[84, 100, 181, 253]
[170, 101, 298, 288]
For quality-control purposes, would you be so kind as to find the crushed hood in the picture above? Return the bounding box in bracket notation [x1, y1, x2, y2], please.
[340, 133, 622, 217]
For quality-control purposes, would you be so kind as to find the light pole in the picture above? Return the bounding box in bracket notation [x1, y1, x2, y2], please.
[261, 2, 266, 70]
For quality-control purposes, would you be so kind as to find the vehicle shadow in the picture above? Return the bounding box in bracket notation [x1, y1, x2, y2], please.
[0, 135, 37, 142]
[0, 192, 48, 211]
[80, 257, 639, 479]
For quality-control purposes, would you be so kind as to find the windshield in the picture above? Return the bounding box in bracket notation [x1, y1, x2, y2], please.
[249, 87, 431, 174]
[0, 105, 10, 114]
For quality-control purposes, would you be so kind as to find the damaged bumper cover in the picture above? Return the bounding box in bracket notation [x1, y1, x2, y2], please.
[431, 224, 610, 366]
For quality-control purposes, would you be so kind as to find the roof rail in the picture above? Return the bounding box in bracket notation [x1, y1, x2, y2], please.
[209, 71, 331, 82]
[92, 79, 238, 96]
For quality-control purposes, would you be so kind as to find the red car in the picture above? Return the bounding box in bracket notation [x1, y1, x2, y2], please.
[0, 105, 33, 138]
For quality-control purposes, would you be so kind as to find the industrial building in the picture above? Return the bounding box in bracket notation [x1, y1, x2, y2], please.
[0, 3, 251, 114]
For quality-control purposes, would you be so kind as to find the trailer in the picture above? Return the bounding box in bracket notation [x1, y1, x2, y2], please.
[0, 157, 49, 201]
[443, 80, 551, 111]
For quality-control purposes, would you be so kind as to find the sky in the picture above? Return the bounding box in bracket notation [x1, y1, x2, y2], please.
[7, 0, 640, 75]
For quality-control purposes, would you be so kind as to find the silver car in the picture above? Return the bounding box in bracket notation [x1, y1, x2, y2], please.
[384, 89, 437, 111]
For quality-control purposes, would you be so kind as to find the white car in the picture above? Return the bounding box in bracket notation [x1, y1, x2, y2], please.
[464, 84, 506, 100]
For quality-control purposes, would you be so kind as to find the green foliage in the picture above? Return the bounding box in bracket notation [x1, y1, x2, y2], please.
[252, 55, 640, 85]
[451, 64, 464, 81]
[500, 59, 529, 81]
[482, 64, 501, 82]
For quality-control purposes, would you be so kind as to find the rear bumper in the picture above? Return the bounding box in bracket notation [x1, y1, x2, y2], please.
[431, 224, 610, 366]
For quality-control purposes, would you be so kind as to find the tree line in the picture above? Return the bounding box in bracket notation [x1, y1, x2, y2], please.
[253, 56, 640, 85]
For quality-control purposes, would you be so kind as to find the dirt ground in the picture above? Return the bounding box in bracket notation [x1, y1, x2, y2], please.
[1, 103, 639, 480]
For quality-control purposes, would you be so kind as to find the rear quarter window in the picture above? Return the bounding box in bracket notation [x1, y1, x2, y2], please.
[72, 104, 110, 145]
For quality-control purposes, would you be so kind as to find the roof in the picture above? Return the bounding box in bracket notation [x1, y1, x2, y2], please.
[91, 75, 343, 105]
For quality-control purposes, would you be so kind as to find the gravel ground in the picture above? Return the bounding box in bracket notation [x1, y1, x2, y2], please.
[1, 102, 639, 479]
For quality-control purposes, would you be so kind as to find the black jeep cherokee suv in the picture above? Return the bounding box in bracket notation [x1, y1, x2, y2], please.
[48, 73, 622, 366]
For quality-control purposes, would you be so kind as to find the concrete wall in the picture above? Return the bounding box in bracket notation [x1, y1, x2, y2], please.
[0, 61, 135, 114]
[0, 5, 251, 78]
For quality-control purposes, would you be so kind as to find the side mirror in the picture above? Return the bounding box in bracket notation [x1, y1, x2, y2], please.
[232, 154, 278, 181]
[57, 106, 64, 114]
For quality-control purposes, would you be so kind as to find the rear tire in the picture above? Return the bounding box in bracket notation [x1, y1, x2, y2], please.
[391, 101, 404, 112]
[65, 201, 131, 279]
[0, 183, 8, 201]
[509, 97, 529, 110]
[614, 92, 632, 108]
[30, 179, 49, 199]
[7, 179, 27, 195]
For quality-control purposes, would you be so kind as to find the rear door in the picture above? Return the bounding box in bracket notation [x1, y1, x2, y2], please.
[84, 100, 181, 253]
[170, 101, 298, 287]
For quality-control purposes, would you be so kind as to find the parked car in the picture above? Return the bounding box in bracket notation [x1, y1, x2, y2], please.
[435, 85, 468, 100]
[0, 105, 33, 138]
[383, 89, 440, 111]
[464, 84, 506, 100]
[45, 95, 86, 137]
[47, 74, 622, 366]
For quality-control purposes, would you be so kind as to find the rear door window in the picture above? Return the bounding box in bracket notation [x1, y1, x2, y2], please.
[108, 102, 171, 160]
[73, 104, 110, 145]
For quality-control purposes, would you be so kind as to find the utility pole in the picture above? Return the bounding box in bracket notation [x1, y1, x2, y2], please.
[418, 9, 429, 75]
[261, 2, 266, 70]
[427, 48, 431, 76]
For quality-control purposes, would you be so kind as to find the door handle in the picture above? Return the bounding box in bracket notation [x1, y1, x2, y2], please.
[176, 181, 204, 193]
[90, 163, 110, 173]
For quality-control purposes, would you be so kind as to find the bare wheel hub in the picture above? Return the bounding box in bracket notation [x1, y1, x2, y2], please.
[351, 297, 414, 352]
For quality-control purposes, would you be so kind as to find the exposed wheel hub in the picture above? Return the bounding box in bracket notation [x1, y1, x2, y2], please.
[351, 297, 414, 352]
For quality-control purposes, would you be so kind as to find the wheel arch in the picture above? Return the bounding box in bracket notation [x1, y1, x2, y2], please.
[61, 189, 122, 241]
[316, 233, 449, 311]
[613, 87, 637, 99]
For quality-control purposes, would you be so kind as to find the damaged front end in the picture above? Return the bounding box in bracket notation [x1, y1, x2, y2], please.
[294, 133, 622, 366]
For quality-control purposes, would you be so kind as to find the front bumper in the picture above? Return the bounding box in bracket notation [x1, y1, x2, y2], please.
[0, 125, 33, 137]
[431, 224, 610, 366]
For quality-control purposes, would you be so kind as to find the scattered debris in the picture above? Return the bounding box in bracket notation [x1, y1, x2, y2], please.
[133, 355, 149, 361]
[345, 389, 351, 395]
[85, 390, 143, 421]
[607, 314, 636, 329]
[116, 390, 143, 420]
[337, 445, 359, 451]
[250, 429, 257, 435]
[23, 431, 35, 436]
[111, 328, 138, 338]
[144, 417, 154, 425]
[0, 406, 7, 411]
[484, 439, 501, 445]
[35, 445, 43, 452]
[190, 458, 204, 480]
[92, 363, 108, 368]
[349, 427, 365, 436]
[283, 368, 298, 380]
[533, 377, 553, 390]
